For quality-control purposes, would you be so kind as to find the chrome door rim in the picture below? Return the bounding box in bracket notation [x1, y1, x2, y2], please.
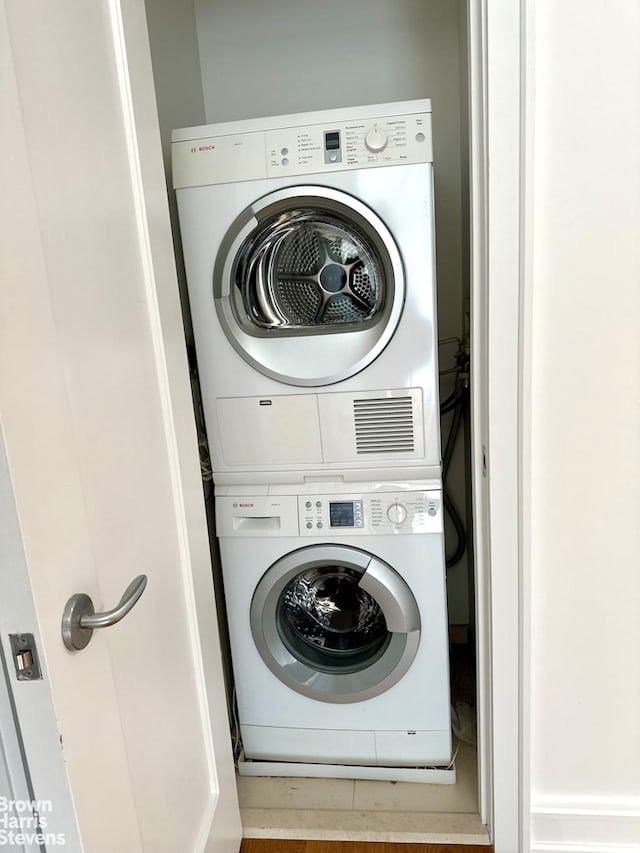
[250, 544, 421, 703]
[213, 187, 405, 387]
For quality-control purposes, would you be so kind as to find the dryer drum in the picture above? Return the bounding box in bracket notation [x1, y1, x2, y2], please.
[235, 210, 385, 331]
[213, 186, 405, 386]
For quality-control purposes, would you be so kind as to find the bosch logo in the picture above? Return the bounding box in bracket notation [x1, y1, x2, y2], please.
[233, 502, 254, 508]
[198, 145, 215, 152]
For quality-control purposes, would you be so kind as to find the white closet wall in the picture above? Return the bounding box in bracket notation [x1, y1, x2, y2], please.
[146, 0, 472, 623]
[193, 0, 471, 622]
[529, 1, 640, 846]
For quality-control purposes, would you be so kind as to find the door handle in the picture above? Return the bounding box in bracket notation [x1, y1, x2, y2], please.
[62, 575, 148, 651]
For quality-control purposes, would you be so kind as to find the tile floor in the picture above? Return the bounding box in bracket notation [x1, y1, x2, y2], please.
[238, 741, 489, 844]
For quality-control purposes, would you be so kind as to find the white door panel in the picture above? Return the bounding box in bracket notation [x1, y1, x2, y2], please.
[1, 2, 240, 851]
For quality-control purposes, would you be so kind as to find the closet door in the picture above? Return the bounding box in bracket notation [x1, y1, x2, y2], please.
[1, 2, 240, 852]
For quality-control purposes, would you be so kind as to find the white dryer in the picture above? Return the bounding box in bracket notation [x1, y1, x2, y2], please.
[216, 481, 451, 767]
[173, 101, 442, 485]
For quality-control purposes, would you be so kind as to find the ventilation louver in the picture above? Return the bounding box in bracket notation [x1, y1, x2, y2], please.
[353, 397, 415, 455]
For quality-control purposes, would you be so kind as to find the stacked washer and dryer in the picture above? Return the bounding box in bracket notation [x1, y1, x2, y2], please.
[172, 100, 452, 777]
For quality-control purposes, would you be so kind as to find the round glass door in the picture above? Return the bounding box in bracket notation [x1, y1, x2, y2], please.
[250, 544, 420, 703]
[278, 565, 390, 674]
[214, 187, 405, 387]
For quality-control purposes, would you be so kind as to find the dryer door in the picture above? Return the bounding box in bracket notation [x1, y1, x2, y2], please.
[250, 544, 420, 703]
[214, 187, 405, 387]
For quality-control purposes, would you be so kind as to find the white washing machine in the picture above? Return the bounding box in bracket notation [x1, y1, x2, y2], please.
[172, 100, 442, 485]
[216, 481, 451, 767]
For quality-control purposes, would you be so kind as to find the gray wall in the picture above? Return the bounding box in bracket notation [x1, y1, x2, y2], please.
[145, 0, 207, 344]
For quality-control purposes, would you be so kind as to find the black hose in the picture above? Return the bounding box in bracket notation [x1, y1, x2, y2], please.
[444, 489, 467, 568]
[442, 384, 468, 569]
[439, 388, 458, 412]
[443, 389, 464, 471]
[440, 390, 465, 416]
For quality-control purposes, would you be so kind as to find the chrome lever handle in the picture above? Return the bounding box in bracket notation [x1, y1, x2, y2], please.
[62, 575, 148, 651]
[80, 575, 147, 630]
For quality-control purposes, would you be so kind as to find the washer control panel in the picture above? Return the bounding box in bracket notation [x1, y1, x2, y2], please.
[298, 490, 442, 536]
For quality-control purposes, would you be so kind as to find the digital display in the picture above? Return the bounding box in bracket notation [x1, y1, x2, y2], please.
[324, 131, 341, 151]
[329, 501, 355, 527]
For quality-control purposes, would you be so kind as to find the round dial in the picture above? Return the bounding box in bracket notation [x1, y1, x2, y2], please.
[365, 125, 388, 153]
[386, 501, 408, 525]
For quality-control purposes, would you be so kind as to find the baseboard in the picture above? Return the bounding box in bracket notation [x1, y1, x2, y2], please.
[531, 800, 640, 852]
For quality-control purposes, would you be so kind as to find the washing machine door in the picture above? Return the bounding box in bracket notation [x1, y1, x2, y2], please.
[214, 187, 405, 387]
[250, 544, 420, 703]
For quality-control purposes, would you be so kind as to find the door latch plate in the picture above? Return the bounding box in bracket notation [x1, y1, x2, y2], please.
[9, 633, 42, 681]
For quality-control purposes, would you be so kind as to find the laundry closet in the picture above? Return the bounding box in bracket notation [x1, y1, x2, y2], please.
[144, 0, 482, 843]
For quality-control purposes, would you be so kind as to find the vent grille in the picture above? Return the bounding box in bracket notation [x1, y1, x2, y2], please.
[353, 397, 415, 455]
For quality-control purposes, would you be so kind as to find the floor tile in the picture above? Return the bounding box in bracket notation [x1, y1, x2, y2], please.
[352, 741, 477, 813]
[238, 775, 355, 811]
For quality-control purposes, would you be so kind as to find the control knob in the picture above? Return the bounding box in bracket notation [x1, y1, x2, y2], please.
[365, 125, 388, 153]
[386, 501, 408, 525]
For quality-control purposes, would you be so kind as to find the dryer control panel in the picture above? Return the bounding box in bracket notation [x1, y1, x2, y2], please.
[264, 112, 433, 178]
[298, 490, 442, 536]
[173, 110, 433, 188]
